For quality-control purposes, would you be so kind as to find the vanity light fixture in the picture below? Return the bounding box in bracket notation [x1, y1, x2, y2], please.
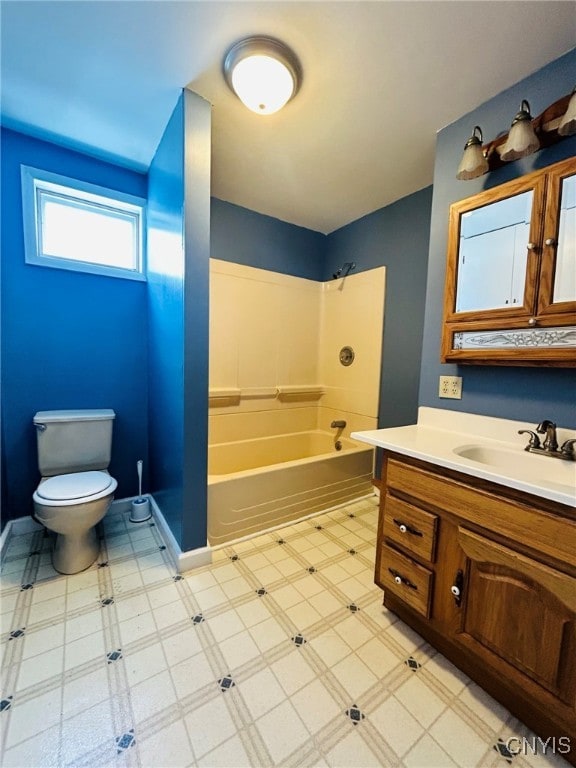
[456, 126, 489, 180]
[497, 100, 540, 162]
[223, 36, 302, 115]
[558, 86, 576, 136]
[456, 91, 574, 180]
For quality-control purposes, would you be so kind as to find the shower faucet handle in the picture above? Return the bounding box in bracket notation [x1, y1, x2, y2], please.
[331, 420, 347, 429]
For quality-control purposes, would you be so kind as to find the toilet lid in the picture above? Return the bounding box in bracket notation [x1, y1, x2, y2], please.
[37, 471, 114, 501]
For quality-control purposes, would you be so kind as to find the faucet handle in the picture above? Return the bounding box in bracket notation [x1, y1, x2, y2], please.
[560, 439, 576, 459]
[518, 430, 541, 450]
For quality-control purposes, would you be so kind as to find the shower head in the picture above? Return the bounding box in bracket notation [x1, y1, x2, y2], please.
[332, 262, 356, 280]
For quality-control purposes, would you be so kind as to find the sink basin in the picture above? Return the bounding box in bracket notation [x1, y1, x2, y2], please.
[453, 444, 576, 494]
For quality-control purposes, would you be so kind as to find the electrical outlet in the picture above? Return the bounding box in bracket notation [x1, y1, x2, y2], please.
[439, 375, 462, 399]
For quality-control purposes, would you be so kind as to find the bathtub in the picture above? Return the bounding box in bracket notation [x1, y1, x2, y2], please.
[207, 430, 374, 545]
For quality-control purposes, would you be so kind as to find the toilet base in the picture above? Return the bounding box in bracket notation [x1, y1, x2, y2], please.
[52, 526, 100, 574]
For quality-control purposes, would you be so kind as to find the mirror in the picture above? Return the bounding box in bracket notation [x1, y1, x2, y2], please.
[455, 190, 533, 313]
[441, 156, 576, 367]
[553, 173, 576, 304]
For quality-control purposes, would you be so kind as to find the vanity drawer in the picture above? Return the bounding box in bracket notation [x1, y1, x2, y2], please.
[383, 495, 438, 563]
[379, 544, 433, 618]
[386, 458, 576, 567]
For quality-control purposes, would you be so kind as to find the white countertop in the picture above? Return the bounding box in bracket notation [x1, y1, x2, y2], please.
[352, 408, 576, 508]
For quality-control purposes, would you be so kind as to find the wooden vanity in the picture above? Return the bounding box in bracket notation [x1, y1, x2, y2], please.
[377, 451, 576, 763]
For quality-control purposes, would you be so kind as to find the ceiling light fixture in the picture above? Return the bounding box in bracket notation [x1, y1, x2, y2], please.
[223, 36, 302, 115]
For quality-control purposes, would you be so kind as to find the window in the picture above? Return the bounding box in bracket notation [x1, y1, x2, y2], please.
[21, 165, 146, 281]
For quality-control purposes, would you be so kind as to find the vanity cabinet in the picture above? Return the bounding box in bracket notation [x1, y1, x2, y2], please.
[377, 452, 576, 759]
[441, 155, 576, 366]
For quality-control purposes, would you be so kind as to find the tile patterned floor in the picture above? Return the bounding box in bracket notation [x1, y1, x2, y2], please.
[0, 496, 571, 767]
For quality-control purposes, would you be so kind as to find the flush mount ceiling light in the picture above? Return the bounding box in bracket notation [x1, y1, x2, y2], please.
[223, 36, 302, 115]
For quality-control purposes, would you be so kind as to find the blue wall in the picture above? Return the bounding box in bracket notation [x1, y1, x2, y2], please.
[181, 91, 211, 552]
[211, 198, 326, 280]
[420, 49, 576, 428]
[147, 90, 211, 552]
[1, 128, 149, 527]
[146, 95, 186, 545]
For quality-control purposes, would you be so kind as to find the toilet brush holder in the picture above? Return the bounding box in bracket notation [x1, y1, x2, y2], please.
[129, 459, 151, 522]
[130, 497, 151, 523]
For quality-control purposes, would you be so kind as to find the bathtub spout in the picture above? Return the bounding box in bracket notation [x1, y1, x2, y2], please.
[331, 420, 346, 429]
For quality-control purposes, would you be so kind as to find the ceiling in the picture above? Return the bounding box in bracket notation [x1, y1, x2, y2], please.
[1, 2, 574, 234]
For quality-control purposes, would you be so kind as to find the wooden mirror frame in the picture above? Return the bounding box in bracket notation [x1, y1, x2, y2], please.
[441, 156, 576, 367]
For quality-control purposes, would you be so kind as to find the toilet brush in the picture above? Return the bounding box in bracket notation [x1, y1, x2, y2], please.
[130, 459, 151, 522]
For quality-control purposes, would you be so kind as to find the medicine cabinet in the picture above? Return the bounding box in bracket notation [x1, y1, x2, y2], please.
[441, 156, 576, 366]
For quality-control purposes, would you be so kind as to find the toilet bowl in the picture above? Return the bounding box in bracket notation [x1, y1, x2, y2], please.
[33, 470, 118, 574]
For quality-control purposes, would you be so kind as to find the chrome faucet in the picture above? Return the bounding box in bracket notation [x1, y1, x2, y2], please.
[331, 420, 346, 429]
[518, 420, 576, 461]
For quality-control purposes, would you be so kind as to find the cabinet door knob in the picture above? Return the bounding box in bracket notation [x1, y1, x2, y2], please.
[544, 237, 557, 247]
[451, 569, 464, 607]
[526, 242, 538, 251]
[393, 519, 423, 537]
[528, 317, 537, 326]
[388, 567, 417, 590]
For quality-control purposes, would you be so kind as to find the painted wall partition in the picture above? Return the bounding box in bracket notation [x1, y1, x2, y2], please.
[147, 90, 211, 551]
[419, 48, 576, 428]
[0, 128, 149, 528]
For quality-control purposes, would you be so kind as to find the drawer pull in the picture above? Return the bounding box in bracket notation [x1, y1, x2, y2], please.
[451, 569, 464, 607]
[393, 519, 423, 537]
[388, 567, 418, 590]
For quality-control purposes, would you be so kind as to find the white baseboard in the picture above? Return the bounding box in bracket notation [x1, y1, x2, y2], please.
[0, 515, 43, 560]
[146, 495, 212, 573]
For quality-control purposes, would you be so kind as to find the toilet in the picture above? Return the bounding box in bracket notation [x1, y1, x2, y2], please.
[32, 409, 118, 574]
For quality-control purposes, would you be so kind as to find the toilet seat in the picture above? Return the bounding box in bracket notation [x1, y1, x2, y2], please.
[34, 471, 117, 507]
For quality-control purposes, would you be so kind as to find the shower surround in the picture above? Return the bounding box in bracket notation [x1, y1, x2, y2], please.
[208, 259, 385, 544]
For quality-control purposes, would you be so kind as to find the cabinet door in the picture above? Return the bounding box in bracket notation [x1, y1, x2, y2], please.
[538, 157, 576, 319]
[456, 528, 576, 705]
[443, 173, 545, 323]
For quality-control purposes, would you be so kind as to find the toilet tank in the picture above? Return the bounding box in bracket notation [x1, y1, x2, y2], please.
[34, 409, 116, 477]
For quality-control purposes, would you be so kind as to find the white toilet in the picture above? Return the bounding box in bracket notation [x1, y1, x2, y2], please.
[32, 409, 118, 574]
